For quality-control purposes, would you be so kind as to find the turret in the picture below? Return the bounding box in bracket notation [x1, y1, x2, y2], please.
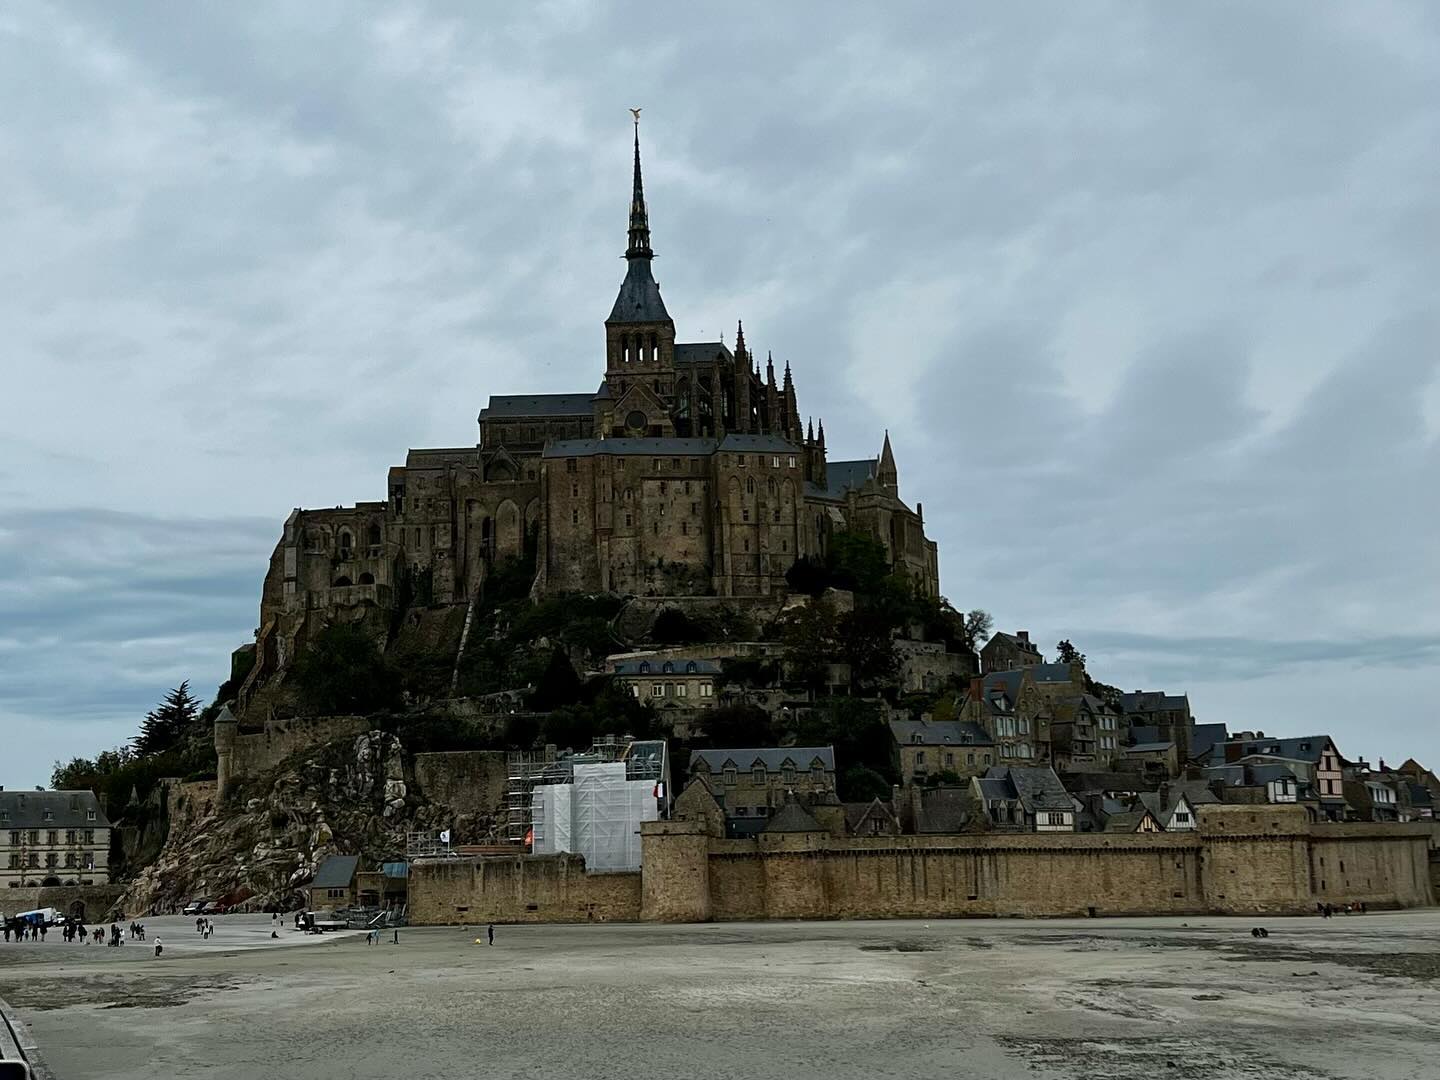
[214, 704, 239, 799]
[877, 430, 897, 494]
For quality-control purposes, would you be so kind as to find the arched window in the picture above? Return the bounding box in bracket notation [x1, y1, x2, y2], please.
[359, 572, 375, 585]
[649, 333, 658, 362]
[746, 477, 754, 494]
[686, 661, 697, 673]
[338, 530, 353, 557]
[367, 523, 382, 548]
[639, 661, 650, 674]
[332, 576, 353, 587]
[767, 478, 775, 496]
[662, 661, 674, 674]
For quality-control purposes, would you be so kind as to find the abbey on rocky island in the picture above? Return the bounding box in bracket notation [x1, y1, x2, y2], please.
[246, 122, 939, 686]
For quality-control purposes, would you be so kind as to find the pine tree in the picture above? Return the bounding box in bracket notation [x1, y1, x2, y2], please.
[133, 681, 201, 757]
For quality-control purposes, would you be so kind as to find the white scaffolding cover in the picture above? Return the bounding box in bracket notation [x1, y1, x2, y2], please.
[533, 762, 657, 872]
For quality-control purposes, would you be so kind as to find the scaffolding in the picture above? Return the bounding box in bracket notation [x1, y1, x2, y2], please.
[508, 736, 671, 863]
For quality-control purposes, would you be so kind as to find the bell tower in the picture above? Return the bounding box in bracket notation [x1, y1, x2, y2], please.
[604, 112, 676, 418]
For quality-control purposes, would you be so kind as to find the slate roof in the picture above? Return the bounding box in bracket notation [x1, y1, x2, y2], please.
[1030, 663, 1076, 685]
[1120, 691, 1190, 714]
[543, 437, 718, 458]
[1190, 722, 1229, 761]
[311, 854, 360, 889]
[691, 746, 836, 774]
[913, 787, 978, 833]
[888, 719, 993, 747]
[1126, 742, 1175, 753]
[674, 342, 733, 366]
[1002, 766, 1074, 813]
[843, 799, 899, 834]
[381, 862, 409, 879]
[607, 257, 671, 323]
[975, 777, 1017, 802]
[1129, 725, 1162, 744]
[812, 458, 877, 501]
[0, 790, 109, 830]
[1104, 810, 1152, 833]
[717, 434, 800, 453]
[479, 393, 595, 420]
[612, 658, 721, 676]
[1227, 735, 1333, 764]
[763, 800, 824, 833]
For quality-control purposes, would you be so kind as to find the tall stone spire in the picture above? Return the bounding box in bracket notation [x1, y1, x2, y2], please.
[608, 111, 671, 327]
[626, 112, 652, 260]
[734, 320, 746, 360]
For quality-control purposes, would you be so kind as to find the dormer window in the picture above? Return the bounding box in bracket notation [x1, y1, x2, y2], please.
[686, 661, 697, 674]
[639, 661, 650, 674]
[662, 661, 674, 674]
[912, 734, 923, 744]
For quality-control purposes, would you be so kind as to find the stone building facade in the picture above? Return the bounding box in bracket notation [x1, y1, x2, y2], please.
[238, 123, 939, 711]
[0, 790, 111, 888]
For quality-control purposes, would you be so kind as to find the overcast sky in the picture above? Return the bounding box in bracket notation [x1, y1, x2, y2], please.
[3, 2, 1438, 789]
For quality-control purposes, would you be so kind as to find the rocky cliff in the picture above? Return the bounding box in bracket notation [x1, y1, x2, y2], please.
[121, 730, 501, 915]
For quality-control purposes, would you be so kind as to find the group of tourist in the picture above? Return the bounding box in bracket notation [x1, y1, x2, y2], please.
[1, 917, 153, 945]
[195, 916, 217, 939]
[1318, 901, 1367, 917]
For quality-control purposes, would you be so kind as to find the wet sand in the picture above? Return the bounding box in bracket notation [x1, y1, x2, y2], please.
[2, 911, 1438, 1079]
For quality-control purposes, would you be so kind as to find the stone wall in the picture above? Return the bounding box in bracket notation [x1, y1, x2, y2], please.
[412, 752, 509, 819]
[409, 809, 1435, 925]
[0, 884, 125, 923]
[229, 716, 371, 782]
[409, 855, 641, 924]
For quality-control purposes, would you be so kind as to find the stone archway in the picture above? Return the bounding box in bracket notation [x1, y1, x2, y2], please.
[70, 900, 86, 921]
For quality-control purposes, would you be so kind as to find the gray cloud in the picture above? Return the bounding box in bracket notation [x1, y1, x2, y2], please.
[2, 1, 1438, 785]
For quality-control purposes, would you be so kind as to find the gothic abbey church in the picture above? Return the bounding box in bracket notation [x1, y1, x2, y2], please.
[248, 124, 939, 679]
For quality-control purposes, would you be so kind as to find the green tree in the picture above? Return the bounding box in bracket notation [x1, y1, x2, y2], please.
[652, 607, 702, 644]
[528, 649, 584, 711]
[133, 682, 202, 756]
[961, 609, 993, 652]
[291, 623, 398, 715]
[1056, 639, 1086, 666]
[837, 607, 899, 690]
[780, 596, 839, 693]
[826, 531, 891, 595]
[698, 704, 775, 748]
[839, 765, 893, 802]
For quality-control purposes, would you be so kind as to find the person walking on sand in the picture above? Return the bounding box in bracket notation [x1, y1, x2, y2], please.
[488, 924, 494, 946]
[154, 937, 163, 958]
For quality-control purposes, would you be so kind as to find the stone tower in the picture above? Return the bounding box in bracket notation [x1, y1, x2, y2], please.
[604, 117, 677, 431]
[213, 704, 238, 799]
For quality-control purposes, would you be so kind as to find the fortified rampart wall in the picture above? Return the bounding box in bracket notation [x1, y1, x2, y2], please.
[410, 806, 1435, 925]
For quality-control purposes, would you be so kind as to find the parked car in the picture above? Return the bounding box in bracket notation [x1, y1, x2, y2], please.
[200, 901, 228, 915]
[182, 899, 209, 916]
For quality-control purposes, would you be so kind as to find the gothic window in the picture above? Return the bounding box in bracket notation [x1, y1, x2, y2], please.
[746, 477, 755, 494]
[767, 478, 775, 495]
[649, 333, 658, 362]
[338, 530, 353, 558]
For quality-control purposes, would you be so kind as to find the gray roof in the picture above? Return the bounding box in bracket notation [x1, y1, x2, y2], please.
[1000, 766, 1074, 812]
[913, 787, 977, 833]
[311, 854, 360, 889]
[1126, 741, 1175, 753]
[0, 790, 110, 830]
[1226, 735, 1334, 765]
[543, 437, 717, 459]
[607, 257, 671, 324]
[1190, 722, 1228, 760]
[975, 776, 1016, 802]
[1104, 810, 1152, 833]
[717, 434, 800, 453]
[1030, 663, 1075, 684]
[763, 800, 824, 833]
[691, 746, 835, 774]
[479, 393, 594, 420]
[674, 342, 733, 366]
[613, 658, 720, 676]
[818, 458, 877, 500]
[1120, 691, 1190, 714]
[1130, 725, 1162, 744]
[889, 719, 993, 747]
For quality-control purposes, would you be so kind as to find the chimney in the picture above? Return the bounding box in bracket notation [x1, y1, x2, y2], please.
[1017, 631, 1030, 644]
[968, 676, 984, 701]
